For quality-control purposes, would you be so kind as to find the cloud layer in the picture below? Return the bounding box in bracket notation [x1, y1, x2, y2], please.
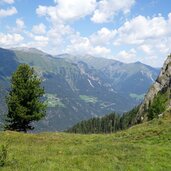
[0, 7, 17, 17]
[0, 0, 171, 67]
[36, 0, 96, 23]
[0, 0, 14, 4]
[91, 0, 135, 23]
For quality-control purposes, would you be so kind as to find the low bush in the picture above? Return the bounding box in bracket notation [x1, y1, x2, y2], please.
[0, 144, 7, 167]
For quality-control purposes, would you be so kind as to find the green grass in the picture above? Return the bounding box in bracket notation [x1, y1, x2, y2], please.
[79, 95, 97, 103]
[45, 94, 65, 108]
[0, 113, 171, 171]
[130, 93, 145, 101]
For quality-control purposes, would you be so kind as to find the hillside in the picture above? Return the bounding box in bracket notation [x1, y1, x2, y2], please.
[0, 112, 171, 170]
[134, 54, 171, 123]
[0, 47, 159, 131]
[67, 54, 171, 134]
[59, 54, 159, 95]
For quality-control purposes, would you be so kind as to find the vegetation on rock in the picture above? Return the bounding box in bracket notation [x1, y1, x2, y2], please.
[148, 89, 169, 120]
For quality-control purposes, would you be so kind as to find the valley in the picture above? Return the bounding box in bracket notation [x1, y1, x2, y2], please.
[0, 47, 159, 131]
[0, 1, 170, 170]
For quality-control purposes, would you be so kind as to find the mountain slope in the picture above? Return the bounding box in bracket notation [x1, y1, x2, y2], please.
[59, 54, 159, 100]
[67, 54, 171, 134]
[134, 54, 171, 123]
[0, 48, 159, 131]
[0, 113, 171, 170]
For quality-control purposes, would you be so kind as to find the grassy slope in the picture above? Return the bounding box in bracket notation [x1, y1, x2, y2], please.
[0, 113, 171, 171]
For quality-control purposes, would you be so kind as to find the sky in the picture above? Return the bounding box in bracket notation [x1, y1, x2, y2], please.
[0, 0, 171, 67]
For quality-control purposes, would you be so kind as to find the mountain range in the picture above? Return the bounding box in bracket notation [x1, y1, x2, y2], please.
[0, 47, 160, 131]
[67, 54, 171, 134]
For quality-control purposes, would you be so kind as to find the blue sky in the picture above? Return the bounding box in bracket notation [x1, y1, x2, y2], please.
[0, 0, 171, 67]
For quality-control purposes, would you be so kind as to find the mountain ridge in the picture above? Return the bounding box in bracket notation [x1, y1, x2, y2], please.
[67, 54, 171, 134]
[0, 47, 160, 131]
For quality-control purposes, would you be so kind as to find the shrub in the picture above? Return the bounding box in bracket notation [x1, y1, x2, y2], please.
[148, 91, 168, 120]
[0, 144, 7, 167]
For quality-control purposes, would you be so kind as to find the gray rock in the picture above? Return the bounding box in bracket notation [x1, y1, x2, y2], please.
[135, 54, 171, 123]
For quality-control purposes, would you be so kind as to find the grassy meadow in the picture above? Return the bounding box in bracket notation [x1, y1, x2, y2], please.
[0, 112, 171, 171]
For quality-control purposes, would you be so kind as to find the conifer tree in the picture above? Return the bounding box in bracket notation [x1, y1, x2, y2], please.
[5, 64, 46, 132]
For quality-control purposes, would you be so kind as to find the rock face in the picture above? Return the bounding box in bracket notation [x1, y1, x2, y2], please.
[135, 55, 171, 123]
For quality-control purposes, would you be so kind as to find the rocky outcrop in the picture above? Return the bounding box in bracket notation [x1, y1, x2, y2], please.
[135, 54, 171, 123]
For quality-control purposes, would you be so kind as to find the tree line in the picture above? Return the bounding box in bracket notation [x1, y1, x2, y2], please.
[67, 87, 170, 134]
[67, 106, 139, 134]
[1, 63, 169, 134]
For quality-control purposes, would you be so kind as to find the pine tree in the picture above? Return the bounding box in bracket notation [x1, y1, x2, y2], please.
[5, 64, 46, 132]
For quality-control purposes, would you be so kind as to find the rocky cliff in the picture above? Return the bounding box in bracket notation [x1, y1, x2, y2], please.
[135, 54, 171, 123]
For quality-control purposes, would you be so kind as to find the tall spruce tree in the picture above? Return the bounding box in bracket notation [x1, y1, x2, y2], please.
[5, 64, 46, 132]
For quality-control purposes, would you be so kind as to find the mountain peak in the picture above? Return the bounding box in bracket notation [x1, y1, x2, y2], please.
[11, 47, 45, 55]
[134, 61, 142, 64]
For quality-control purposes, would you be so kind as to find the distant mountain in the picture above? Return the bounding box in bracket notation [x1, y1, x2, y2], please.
[67, 55, 171, 134]
[57, 54, 159, 99]
[0, 47, 159, 131]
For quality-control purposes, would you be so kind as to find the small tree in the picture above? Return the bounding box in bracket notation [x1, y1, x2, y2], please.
[5, 64, 46, 132]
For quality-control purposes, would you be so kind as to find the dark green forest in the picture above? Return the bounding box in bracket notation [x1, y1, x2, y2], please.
[67, 106, 139, 133]
[67, 87, 170, 134]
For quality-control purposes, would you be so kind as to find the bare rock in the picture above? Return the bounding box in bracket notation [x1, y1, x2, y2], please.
[135, 54, 171, 123]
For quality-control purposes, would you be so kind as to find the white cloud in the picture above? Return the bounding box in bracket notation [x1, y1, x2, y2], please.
[34, 35, 48, 42]
[36, 0, 135, 24]
[23, 23, 75, 55]
[46, 24, 74, 51]
[36, 5, 49, 17]
[0, 0, 14, 4]
[0, 33, 23, 47]
[90, 27, 117, 46]
[33, 9, 171, 66]
[138, 44, 152, 55]
[36, 0, 96, 24]
[115, 14, 171, 45]
[93, 46, 111, 56]
[16, 19, 25, 29]
[7, 18, 25, 33]
[20, 41, 48, 49]
[57, 0, 96, 21]
[34, 0, 136, 57]
[32, 23, 46, 35]
[20, 34, 49, 50]
[115, 48, 137, 63]
[1, 0, 170, 67]
[25, 32, 49, 47]
[66, 35, 111, 57]
[110, 13, 171, 66]
[138, 38, 171, 58]
[0, 7, 17, 17]
[62, 27, 116, 56]
[91, 0, 135, 23]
